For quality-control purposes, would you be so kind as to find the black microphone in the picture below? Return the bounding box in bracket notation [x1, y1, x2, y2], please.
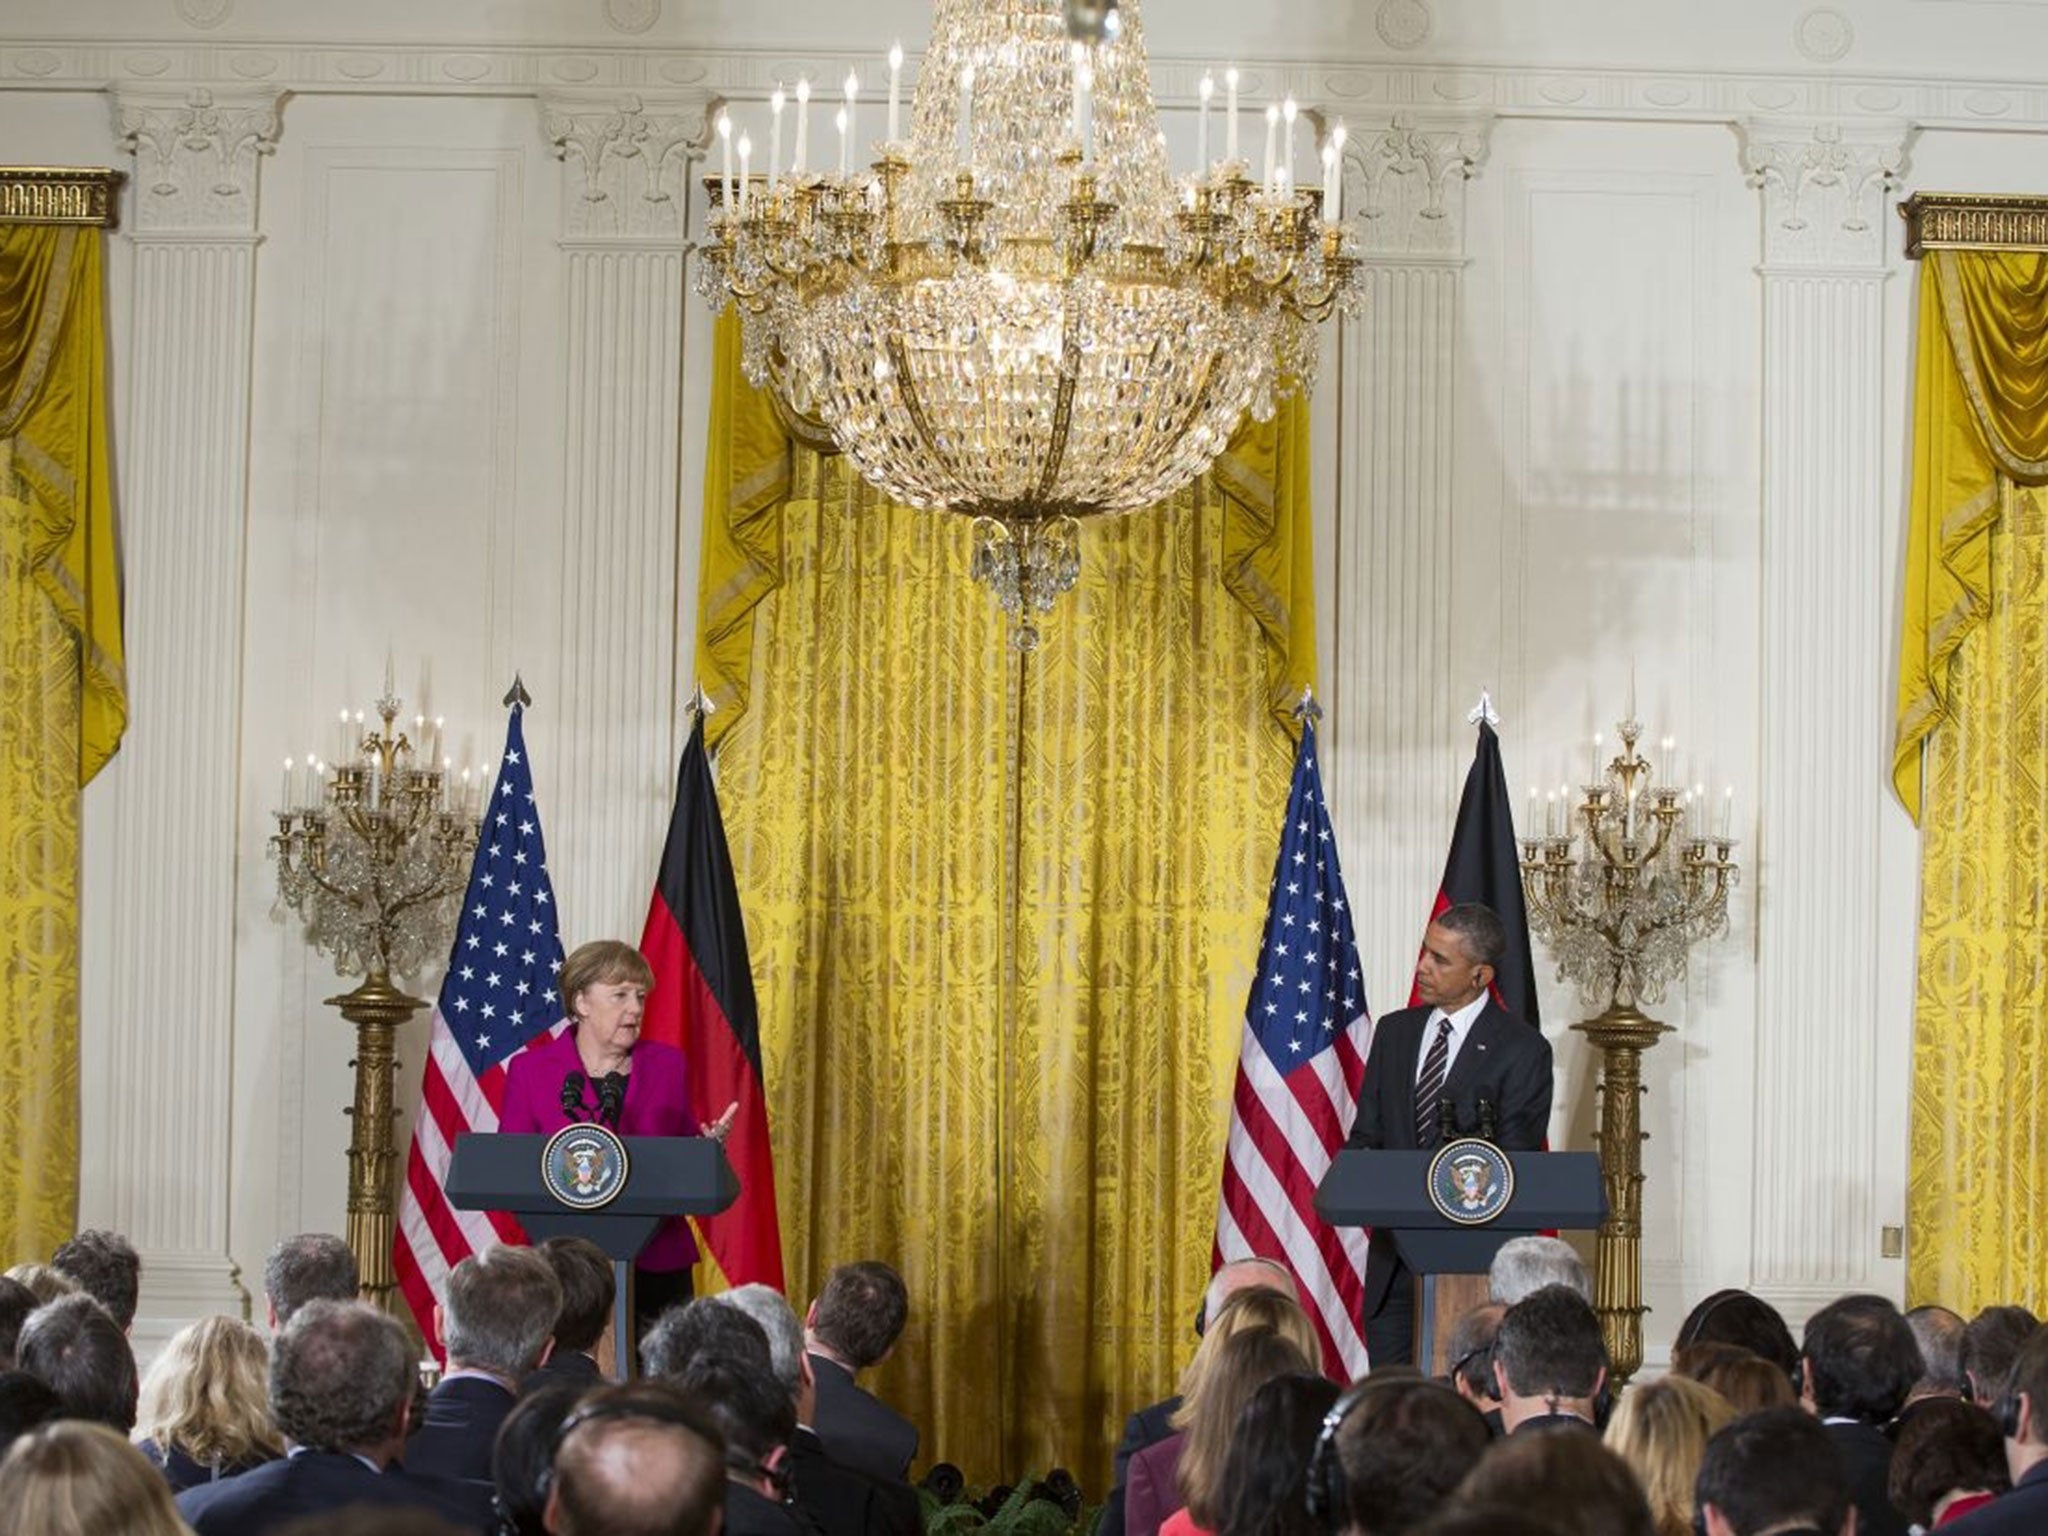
[560, 1071, 587, 1119]
[1477, 1097, 1498, 1143]
[594, 1072, 627, 1129]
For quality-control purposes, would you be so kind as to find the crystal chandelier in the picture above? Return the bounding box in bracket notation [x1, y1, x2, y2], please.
[695, 0, 1363, 647]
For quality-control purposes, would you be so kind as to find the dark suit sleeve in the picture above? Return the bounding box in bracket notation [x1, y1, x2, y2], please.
[1494, 1027, 1554, 1150]
[1344, 1023, 1389, 1150]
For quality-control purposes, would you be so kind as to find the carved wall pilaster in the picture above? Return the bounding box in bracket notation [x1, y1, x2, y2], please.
[1741, 121, 1912, 1315]
[1343, 113, 1489, 260]
[539, 96, 711, 939]
[84, 88, 285, 1334]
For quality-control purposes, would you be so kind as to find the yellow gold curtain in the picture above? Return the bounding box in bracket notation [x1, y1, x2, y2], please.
[0, 222, 125, 1264]
[697, 312, 1314, 1483]
[1893, 250, 2048, 1311]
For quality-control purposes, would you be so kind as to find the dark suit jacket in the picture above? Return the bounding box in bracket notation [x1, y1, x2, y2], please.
[808, 1352, 918, 1483]
[405, 1374, 517, 1484]
[521, 1349, 603, 1396]
[175, 1450, 496, 1536]
[1123, 1430, 1186, 1536]
[1826, 1419, 1907, 1536]
[1343, 1000, 1553, 1310]
[1944, 1461, 2048, 1534]
[728, 1479, 818, 1536]
[789, 1425, 921, 1536]
[1102, 1395, 1182, 1536]
[140, 1438, 275, 1494]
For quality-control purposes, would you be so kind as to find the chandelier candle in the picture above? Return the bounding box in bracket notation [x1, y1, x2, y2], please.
[844, 71, 859, 167]
[1197, 72, 1212, 167]
[695, 0, 1362, 646]
[888, 43, 903, 141]
[769, 87, 784, 190]
[717, 111, 732, 207]
[738, 135, 752, 209]
[1282, 96, 1298, 193]
[1226, 66, 1240, 160]
[793, 78, 809, 175]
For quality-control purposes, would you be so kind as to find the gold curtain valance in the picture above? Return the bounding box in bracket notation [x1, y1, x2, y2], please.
[0, 168, 124, 230]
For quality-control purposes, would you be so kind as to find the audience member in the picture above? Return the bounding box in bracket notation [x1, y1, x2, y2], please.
[1489, 1238, 1591, 1305]
[1, 1265, 77, 1306]
[1673, 1291, 1801, 1385]
[526, 1238, 614, 1391]
[1887, 1397, 2008, 1528]
[544, 1381, 725, 1536]
[1410, 1510, 1566, 1536]
[0, 1419, 192, 1536]
[1450, 1430, 1654, 1536]
[1694, 1405, 1852, 1536]
[1444, 1304, 1504, 1431]
[806, 1261, 918, 1483]
[273, 1515, 468, 1536]
[1602, 1374, 1735, 1536]
[0, 1279, 39, 1371]
[1210, 1372, 1336, 1536]
[1959, 1307, 2039, 1409]
[1160, 1327, 1315, 1536]
[671, 1354, 803, 1536]
[1801, 1294, 1921, 1536]
[260, 1236, 358, 1331]
[718, 1283, 921, 1536]
[1106, 1258, 1296, 1536]
[490, 1379, 586, 1536]
[135, 1316, 281, 1492]
[174, 1299, 493, 1536]
[1126, 1288, 1319, 1536]
[1671, 1342, 1798, 1415]
[1904, 1305, 1971, 1418]
[411, 1244, 563, 1485]
[0, 1372, 60, 1455]
[17, 1292, 137, 1432]
[1492, 1286, 1605, 1435]
[1323, 1377, 1491, 1536]
[50, 1229, 141, 1332]
[1944, 1322, 2048, 1533]
[645, 1296, 777, 1383]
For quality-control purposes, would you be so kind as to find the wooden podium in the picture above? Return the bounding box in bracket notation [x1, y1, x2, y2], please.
[1316, 1148, 1606, 1374]
[445, 1132, 738, 1380]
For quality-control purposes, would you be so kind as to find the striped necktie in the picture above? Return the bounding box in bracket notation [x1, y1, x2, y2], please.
[1415, 1016, 1453, 1146]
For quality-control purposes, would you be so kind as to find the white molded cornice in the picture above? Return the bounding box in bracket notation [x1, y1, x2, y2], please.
[539, 91, 714, 242]
[1739, 119, 1914, 270]
[111, 85, 283, 235]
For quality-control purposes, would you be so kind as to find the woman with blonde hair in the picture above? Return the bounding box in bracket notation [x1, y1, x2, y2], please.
[1604, 1374, 1738, 1536]
[134, 1315, 281, 1492]
[0, 1419, 193, 1536]
[1125, 1287, 1322, 1536]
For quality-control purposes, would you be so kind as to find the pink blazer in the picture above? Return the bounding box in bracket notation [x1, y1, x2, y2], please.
[499, 1028, 702, 1271]
[1123, 1431, 1187, 1536]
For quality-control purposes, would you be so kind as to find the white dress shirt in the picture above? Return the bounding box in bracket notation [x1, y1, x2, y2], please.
[1414, 992, 1489, 1083]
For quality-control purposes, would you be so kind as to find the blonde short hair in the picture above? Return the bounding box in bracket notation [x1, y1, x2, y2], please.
[1604, 1374, 1737, 1536]
[135, 1315, 282, 1469]
[2, 1265, 78, 1306]
[558, 940, 655, 1021]
[0, 1421, 193, 1536]
[1169, 1287, 1321, 1527]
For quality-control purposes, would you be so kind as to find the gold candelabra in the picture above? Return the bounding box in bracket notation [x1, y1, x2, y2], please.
[1520, 713, 1739, 1383]
[270, 682, 480, 1311]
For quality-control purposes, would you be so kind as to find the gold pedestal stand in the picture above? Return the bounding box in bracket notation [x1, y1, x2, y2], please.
[1575, 1003, 1672, 1387]
[330, 973, 426, 1312]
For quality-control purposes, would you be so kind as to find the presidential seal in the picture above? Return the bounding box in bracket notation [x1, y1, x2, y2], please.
[541, 1123, 630, 1211]
[1426, 1138, 1514, 1226]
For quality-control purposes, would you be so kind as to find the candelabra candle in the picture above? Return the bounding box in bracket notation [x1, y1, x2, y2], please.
[1262, 102, 1278, 190]
[1226, 67, 1240, 161]
[770, 87, 784, 189]
[794, 78, 811, 175]
[1197, 72, 1212, 167]
[888, 44, 903, 142]
[1281, 96, 1297, 194]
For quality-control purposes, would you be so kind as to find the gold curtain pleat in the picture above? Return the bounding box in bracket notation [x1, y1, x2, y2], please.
[697, 313, 1314, 1483]
[0, 223, 125, 1265]
[1894, 250, 2048, 1311]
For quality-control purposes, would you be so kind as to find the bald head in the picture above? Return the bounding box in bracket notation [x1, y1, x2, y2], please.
[547, 1387, 725, 1536]
[1202, 1258, 1296, 1333]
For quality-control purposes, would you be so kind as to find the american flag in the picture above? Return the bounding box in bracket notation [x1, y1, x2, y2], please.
[1212, 716, 1373, 1379]
[394, 704, 567, 1339]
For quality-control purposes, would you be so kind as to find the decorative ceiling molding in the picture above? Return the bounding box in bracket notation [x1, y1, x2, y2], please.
[8, 38, 2048, 133]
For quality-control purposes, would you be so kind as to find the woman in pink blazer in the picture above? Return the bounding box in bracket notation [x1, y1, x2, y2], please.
[500, 939, 734, 1327]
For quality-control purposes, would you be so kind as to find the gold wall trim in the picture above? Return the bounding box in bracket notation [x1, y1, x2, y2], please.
[1902, 193, 2048, 259]
[0, 169, 125, 230]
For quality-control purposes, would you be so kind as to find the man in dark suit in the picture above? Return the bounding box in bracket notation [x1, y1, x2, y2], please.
[1941, 1323, 2048, 1535]
[524, 1235, 616, 1394]
[1695, 1406, 1854, 1536]
[720, 1283, 921, 1536]
[545, 1380, 726, 1536]
[177, 1299, 494, 1536]
[1343, 903, 1553, 1364]
[805, 1262, 918, 1484]
[1492, 1286, 1604, 1434]
[410, 1244, 563, 1485]
[1799, 1294, 1923, 1536]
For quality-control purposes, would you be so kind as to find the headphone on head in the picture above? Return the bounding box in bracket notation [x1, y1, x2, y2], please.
[1303, 1381, 1377, 1530]
[1996, 1380, 2025, 1440]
